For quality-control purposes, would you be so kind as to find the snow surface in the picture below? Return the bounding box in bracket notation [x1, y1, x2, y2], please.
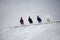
[0, 22, 60, 40]
[0, 0, 60, 40]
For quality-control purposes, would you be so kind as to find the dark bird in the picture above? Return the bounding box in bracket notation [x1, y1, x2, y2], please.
[37, 16, 42, 23]
[28, 16, 33, 24]
[20, 17, 24, 24]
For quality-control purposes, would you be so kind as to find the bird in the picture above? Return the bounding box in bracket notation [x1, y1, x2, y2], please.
[20, 17, 24, 24]
[37, 16, 42, 23]
[46, 14, 51, 23]
[28, 16, 33, 24]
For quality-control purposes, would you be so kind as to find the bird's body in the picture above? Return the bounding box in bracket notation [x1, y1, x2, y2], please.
[37, 16, 42, 23]
[28, 17, 33, 24]
[20, 17, 24, 24]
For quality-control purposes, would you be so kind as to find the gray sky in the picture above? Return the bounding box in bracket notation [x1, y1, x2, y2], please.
[0, 0, 60, 30]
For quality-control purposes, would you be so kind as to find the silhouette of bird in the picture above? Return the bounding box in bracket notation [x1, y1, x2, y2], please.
[28, 16, 33, 24]
[20, 17, 24, 24]
[37, 16, 42, 23]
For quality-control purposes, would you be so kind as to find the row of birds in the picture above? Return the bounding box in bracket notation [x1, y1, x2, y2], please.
[20, 16, 42, 24]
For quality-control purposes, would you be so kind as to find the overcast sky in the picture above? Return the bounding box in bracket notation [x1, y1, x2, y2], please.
[0, 0, 60, 30]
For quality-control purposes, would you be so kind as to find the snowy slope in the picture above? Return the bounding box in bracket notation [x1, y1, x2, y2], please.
[0, 0, 60, 40]
[31, 23, 60, 40]
[0, 23, 60, 40]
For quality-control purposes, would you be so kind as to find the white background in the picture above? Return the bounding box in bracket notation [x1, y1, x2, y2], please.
[0, 0, 60, 40]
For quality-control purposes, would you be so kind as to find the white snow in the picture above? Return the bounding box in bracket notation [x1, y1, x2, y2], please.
[0, 23, 60, 40]
[0, 0, 60, 40]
